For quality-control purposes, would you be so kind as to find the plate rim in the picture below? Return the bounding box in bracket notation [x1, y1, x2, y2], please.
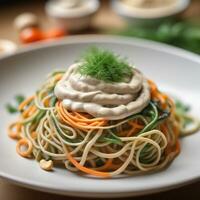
[0, 35, 200, 197]
[1, 34, 200, 63]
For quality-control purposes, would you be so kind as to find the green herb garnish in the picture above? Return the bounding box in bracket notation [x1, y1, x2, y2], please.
[6, 104, 18, 114]
[175, 100, 190, 114]
[15, 94, 25, 105]
[6, 94, 25, 114]
[175, 99, 192, 128]
[78, 47, 133, 83]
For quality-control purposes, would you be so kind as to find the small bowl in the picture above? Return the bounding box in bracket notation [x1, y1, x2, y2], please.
[45, 0, 100, 32]
[111, 0, 190, 25]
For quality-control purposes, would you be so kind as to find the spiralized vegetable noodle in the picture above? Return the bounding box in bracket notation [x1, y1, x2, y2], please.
[8, 49, 199, 177]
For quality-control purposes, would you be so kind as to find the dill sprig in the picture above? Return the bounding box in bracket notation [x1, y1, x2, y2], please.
[78, 47, 133, 83]
[6, 94, 25, 114]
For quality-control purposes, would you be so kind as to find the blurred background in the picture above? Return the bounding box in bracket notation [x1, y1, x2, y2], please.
[0, 1, 200, 200]
[0, 0, 200, 56]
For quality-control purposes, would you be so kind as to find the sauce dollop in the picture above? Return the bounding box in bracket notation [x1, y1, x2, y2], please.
[55, 63, 150, 120]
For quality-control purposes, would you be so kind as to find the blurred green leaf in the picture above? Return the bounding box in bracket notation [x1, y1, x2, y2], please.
[6, 104, 18, 114]
[15, 94, 25, 105]
[116, 19, 200, 54]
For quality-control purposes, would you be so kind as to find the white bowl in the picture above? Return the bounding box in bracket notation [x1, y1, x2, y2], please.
[111, 0, 190, 25]
[45, 0, 100, 32]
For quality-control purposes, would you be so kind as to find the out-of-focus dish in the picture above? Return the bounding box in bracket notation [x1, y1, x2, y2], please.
[112, 0, 190, 24]
[0, 35, 200, 197]
[45, 0, 100, 32]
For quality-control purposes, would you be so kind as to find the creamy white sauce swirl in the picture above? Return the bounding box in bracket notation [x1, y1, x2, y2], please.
[54, 63, 150, 120]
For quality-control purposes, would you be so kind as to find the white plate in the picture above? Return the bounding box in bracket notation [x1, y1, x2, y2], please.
[0, 35, 200, 198]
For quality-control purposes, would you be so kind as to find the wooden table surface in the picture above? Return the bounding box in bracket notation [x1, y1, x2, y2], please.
[0, 0, 200, 199]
